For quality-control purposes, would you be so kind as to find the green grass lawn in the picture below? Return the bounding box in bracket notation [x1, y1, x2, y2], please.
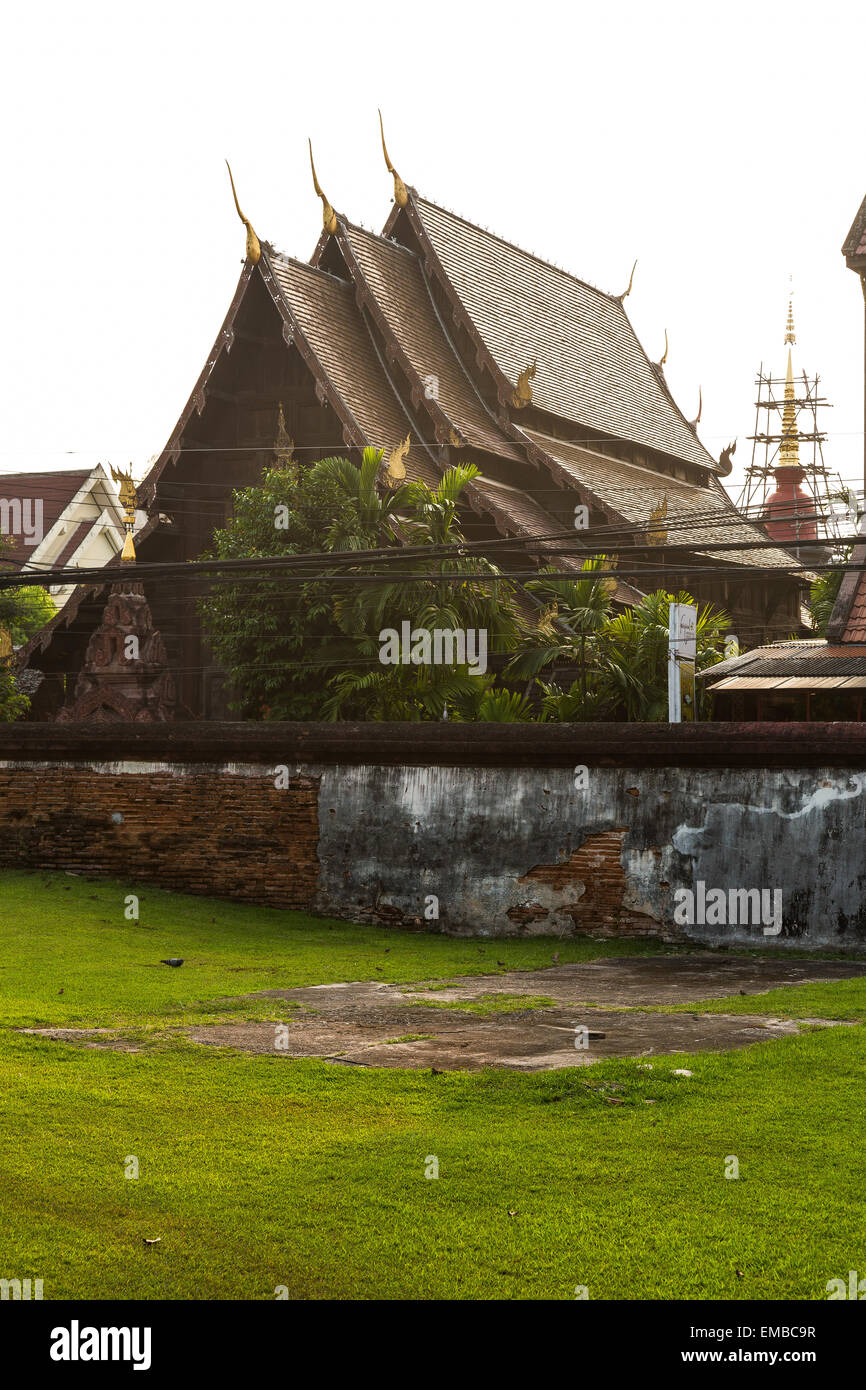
[1, 869, 864, 1300]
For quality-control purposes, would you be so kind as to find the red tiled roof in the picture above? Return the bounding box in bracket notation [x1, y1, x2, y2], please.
[841, 571, 866, 641]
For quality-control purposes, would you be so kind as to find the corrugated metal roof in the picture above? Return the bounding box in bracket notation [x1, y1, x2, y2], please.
[709, 674, 866, 692]
[414, 196, 719, 473]
[703, 642, 866, 681]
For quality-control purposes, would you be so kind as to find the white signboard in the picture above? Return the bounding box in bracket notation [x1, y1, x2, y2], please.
[668, 602, 697, 723]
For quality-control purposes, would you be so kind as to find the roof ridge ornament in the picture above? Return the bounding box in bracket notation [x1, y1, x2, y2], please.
[309, 140, 338, 235]
[511, 359, 536, 409]
[718, 440, 737, 476]
[658, 328, 669, 368]
[378, 109, 408, 208]
[384, 435, 410, 484]
[689, 386, 703, 432]
[617, 259, 637, 303]
[646, 495, 668, 546]
[225, 161, 262, 265]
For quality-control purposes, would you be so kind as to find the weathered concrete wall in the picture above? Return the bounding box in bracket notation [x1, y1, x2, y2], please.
[0, 723, 864, 948]
[312, 762, 866, 949]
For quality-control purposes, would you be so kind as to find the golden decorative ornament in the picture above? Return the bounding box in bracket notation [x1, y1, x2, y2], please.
[385, 434, 410, 482]
[274, 403, 295, 467]
[308, 141, 338, 235]
[225, 161, 262, 264]
[110, 464, 138, 562]
[378, 109, 408, 208]
[659, 328, 669, 367]
[617, 259, 637, 303]
[511, 359, 536, 409]
[646, 496, 668, 546]
[448, 427, 463, 448]
[600, 556, 619, 597]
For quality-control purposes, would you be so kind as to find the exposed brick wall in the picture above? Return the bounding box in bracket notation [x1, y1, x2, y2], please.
[0, 766, 320, 910]
[508, 831, 661, 936]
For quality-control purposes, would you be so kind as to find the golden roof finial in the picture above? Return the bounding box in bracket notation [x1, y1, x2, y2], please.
[378, 109, 408, 208]
[110, 464, 138, 562]
[385, 434, 410, 484]
[691, 386, 703, 427]
[659, 328, 669, 368]
[617, 259, 637, 303]
[308, 140, 338, 235]
[225, 161, 262, 265]
[784, 297, 796, 346]
[511, 359, 536, 409]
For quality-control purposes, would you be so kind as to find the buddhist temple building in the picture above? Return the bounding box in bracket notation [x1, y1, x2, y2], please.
[18, 126, 808, 718]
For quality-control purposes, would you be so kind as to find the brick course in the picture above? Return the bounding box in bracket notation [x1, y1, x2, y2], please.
[0, 766, 320, 909]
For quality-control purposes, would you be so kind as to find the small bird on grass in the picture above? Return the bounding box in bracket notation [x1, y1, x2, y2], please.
[553, 952, 560, 964]
[143, 1237, 161, 1246]
[160, 959, 184, 968]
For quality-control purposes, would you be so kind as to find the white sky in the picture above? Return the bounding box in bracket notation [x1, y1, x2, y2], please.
[1, 0, 863, 505]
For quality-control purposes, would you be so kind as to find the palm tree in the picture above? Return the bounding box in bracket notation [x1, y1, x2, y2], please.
[323, 463, 526, 720]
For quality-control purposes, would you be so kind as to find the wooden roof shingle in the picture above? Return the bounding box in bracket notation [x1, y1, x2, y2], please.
[406, 196, 720, 474]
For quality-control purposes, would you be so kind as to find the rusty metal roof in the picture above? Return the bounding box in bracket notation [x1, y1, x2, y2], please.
[410, 196, 720, 474]
[709, 674, 866, 692]
[701, 641, 866, 683]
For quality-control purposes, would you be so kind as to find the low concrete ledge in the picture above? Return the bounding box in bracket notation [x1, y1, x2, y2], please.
[3, 720, 866, 768]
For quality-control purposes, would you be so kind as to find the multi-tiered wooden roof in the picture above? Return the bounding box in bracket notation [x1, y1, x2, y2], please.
[21, 134, 807, 717]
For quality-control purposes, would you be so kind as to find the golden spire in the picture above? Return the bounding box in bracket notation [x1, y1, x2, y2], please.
[784, 297, 796, 346]
[378, 109, 408, 208]
[308, 140, 338, 235]
[779, 324, 801, 470]
[110, 465, 138, 562]
[225, 161, 262, 265]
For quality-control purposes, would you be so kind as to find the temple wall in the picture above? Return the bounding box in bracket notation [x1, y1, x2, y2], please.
[0, 723, 864, 948]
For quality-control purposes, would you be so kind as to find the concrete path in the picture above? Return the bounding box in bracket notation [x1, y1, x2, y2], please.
[185, 954, 865, 1072]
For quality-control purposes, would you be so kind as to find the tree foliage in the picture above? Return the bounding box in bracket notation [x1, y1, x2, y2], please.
[197, 456, 730, 723]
